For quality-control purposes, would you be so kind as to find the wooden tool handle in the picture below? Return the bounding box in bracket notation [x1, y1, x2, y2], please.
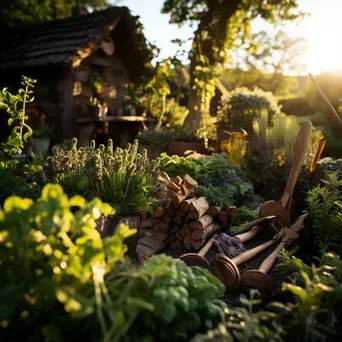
[309, 73, 342, 132]
[291, 214, 307, 234]
[258, 229, 299, 274]
[282, 121, 313, 203]
[232, 229, 283, 266]
[198, 233, 218, 257]
[310, 138, 326, 173]
[236, 225, 262, 243]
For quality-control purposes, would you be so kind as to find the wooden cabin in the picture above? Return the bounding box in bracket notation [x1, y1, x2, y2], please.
[0, 6, 153, 147]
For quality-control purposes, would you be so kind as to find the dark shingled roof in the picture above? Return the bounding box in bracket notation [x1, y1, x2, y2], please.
[0, 6, 149, 80]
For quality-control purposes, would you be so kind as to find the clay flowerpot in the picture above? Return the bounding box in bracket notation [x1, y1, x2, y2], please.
[96, 214, 140, 259]
[163, 139, 206, 156]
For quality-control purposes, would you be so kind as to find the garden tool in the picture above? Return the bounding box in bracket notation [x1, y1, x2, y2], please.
[310, 137, 326, 174]
[258, 121, 313, 228]
[208, 227, 285, 291]
[180, 215, 276, 268]
[220, 129, 248, 167]
[309, 73, 342, 133]
[241, 214, 307, 292]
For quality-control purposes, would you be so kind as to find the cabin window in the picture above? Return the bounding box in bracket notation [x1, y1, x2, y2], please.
[73, 81, 82, 96]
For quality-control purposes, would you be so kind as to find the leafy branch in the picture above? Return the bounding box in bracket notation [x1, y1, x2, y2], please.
[0, 76, 36, 157]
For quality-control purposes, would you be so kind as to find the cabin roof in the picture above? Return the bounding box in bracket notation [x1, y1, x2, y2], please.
[0, 6, 150, 81]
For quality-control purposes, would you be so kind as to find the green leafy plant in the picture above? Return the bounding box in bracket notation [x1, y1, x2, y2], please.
[0, 76, 36, 157]
[137, 128, 173, 147]
[217, 87, 281, 128]
[48, 138, 160, 215]
[306, 172, 342, 257]
[34, 123, 51, 138]
[193, 290, 285, 342]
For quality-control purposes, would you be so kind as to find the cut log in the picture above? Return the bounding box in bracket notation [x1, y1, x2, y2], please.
[207, 206, 223, 217]
[179, 227, 187, 237]
[227, 205, 237, 217]
[167, 181, 181, 193]
[190, 223, 221, 241]
[171, 240, 182, 249]
[183, 174, 198, 188]
[167, 205, 176, 216]
[158, 175, 169, 185]
[172, 176, 183, 185]
[222, 221, 230, 230]
[173, 215, 183, 226]
[137, 234, 175, 257]
[167, 189, 177, 199]
[183, 235, 192, 250]
[180, 184, 191, 197]
[172, 193, 187, 208]
[175, 230, 183, 241]
[161, 214, 172, 225]
[140, 209, 150, 220]
[184, 211, 195, 223]
[156, 221, 169, 232]
[192, 239, 207, 250]
[189, 197, 210, 219]
[180, 198, 196, 212]
[189, 214, 214, 230]
[183, 223, 189, 230]
[153, 208, 165, 218]
[170, 224, 179, 234]
[160, 171, 170, 182]
[218, 211, 229, 222]
[141, 217, 155, 229]
[184, 227, 191, 236]
[176, 208, 186, 217]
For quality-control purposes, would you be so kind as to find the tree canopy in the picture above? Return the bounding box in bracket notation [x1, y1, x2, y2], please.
[162, 0, 304, 127]
[0, 0, 112, 28]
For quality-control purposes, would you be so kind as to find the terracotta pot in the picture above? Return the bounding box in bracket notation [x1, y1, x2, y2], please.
[216, 122, 259, 151]
[138, 144, 163, 160]
[96, 214, 140, 259]
[163, 139, 206, 156]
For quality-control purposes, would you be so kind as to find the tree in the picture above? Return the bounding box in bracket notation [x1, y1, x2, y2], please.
[0, 0, 113, 28]
[162, 0, 304, 129]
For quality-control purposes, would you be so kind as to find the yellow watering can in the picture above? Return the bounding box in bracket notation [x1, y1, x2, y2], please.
[220, 129, 248, 167]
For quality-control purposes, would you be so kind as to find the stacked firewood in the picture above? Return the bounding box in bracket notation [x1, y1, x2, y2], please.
[137, 172, 236, 259]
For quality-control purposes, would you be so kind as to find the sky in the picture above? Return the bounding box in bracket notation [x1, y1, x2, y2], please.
[117, 0, 342, 75]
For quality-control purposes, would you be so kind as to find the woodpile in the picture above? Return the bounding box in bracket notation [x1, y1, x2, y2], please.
[136, 172, 237, 260]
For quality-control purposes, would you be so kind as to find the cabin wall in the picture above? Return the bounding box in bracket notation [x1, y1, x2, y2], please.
[72, 49, 129, 119]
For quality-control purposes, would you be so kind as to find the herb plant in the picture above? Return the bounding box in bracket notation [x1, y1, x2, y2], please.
[48, 139, 160, 215]
[306, 172, 342, 257]
[0, 76, 36, 157]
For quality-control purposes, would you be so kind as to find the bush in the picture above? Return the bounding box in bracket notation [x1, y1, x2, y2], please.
[217, 87, 282, 127]
[137, 129, 174, 147]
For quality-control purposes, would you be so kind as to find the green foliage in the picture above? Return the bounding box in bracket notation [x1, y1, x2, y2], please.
[0, 76, 36, 157]
[193, 290, 285, 342]
[137, 129, 174, 148]
[107, 256, 227, 341]
[34, 123, 51, 138]
[0, 0, 111, 28]
[48, 139, 159, 215]
[159, 153, 254, 206]
[217, 87, 282, 127]
[280, 252, 342, 342]
[279, 96, 314, 117]
[306, 172, 342, 257]
[0, 185, 227, 341]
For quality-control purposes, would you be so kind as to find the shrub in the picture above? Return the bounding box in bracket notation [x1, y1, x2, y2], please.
[217, 87, 281, 127]
[279, 96, 314, 117]
[137, 129, 173, 147]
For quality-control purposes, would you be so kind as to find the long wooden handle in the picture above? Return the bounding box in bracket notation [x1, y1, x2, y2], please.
[232, 229, 283, 266]
[258, 229, 299, 274]
[310, 137, 326, 173]
[236, 225, 262, 243]
[198, 233, 218, 257]
[309, 73, 342, 132]
[282, 121, 313, 203]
